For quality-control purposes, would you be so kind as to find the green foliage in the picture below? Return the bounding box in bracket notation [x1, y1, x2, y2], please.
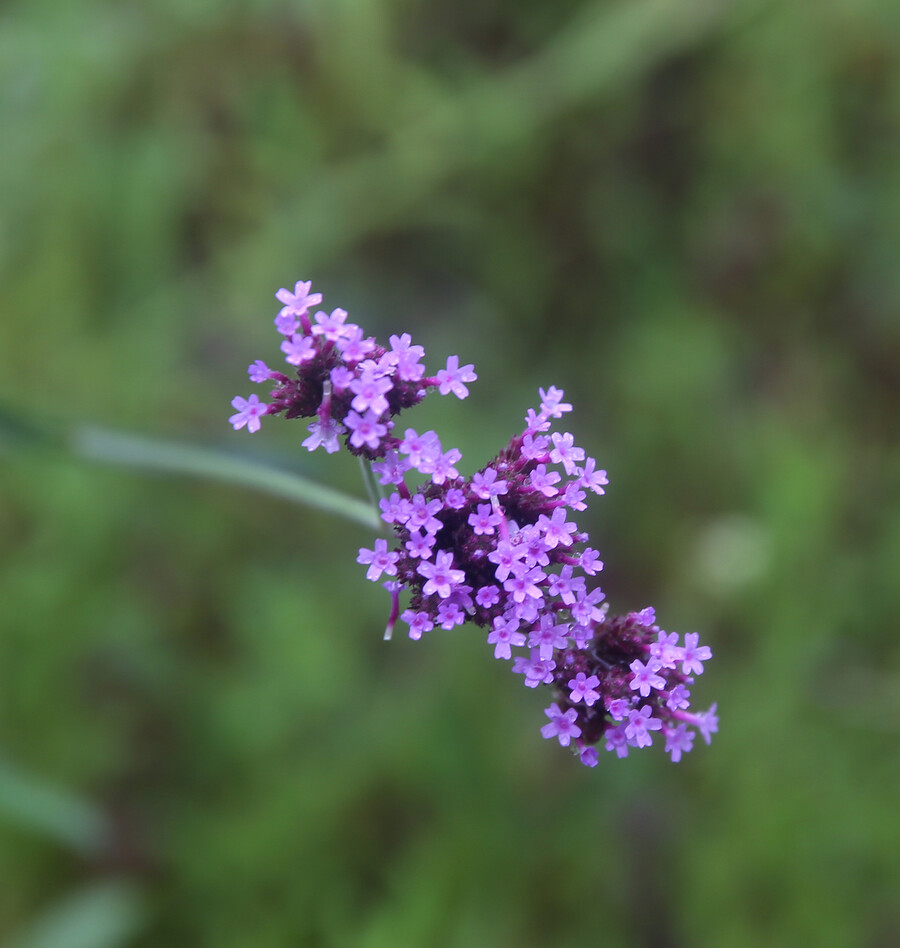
[1, 0, 898, 945]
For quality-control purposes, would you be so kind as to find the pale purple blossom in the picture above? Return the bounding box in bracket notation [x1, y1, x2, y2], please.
[356, 539, 399, 582]
[488, 616, 526, 660]
[625, 706, 662, 748]
[280, 334, 316, 366]
[337, 327, 376, 363]
[528, 614, 569, 661]
[471, 467, 508, 499]
[529, 464, 561, 497]
[387, 333, 426, 381]
[349, 367, 393, 416]
[475, 585, 500, 608]
[540, 704, 582, 747]
[568, 672, 601, 706]
[402, 609, 434, 640]
[468, 504, 502, 536]
[311, 307, 352, 341]
[538, 386, 573, 418]
[549, 432, 585, 475]
[579, 745, 599, 767]
[577, 458, 609, 494]
[665, 724, 695, 762]
[537, 508, 577, 549]
[629, 658, 667, 698]
[605, 725, 630, 758]
[437, 600, 466, 629]
[681, 633, 712, 676]
[302, 418, 343, 453]
[436, 355, 477, 398]
[405, 530, 436, 559]
[229, 394, 267, 433]
[417, 551, 465, 599]
[248, 360, 272, 383]
[431, 448, 462, 485]
[275, 280, 321, 326]
[345, 410, 387, 450]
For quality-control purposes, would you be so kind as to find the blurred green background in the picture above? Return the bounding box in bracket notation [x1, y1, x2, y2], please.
[1, 0, 898, 945]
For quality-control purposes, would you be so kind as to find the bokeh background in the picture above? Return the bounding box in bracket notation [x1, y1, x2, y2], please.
[2, 0, 899, 945]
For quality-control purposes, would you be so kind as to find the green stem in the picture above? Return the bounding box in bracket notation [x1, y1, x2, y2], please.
[71, 426, 381, 531]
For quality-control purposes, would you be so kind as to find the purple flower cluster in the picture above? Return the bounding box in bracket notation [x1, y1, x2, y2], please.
[229, 279, 475, 458]
[231, 280, 717, 766]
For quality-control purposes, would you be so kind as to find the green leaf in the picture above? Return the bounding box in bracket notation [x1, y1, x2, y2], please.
[7, 882, 142, 948]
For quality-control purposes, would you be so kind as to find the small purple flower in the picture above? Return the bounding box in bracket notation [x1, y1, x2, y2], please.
[417, 551, 465, 599]
[437, 600, 466, 629]
[248, 360, 272, 383]
[579, 548, 603, 575]
[337, 327, 376, 363]
[568, 672, 601, 706]
[488, 540, 526, 583]
[280, 334, 316, 366]
[399, 429, 442, 473]
[312, 307, 352, 341]
[302, 418, 343, 453]
[629, 658, 666, 698]
[607, 698, 631, 721]
[431, 448, 462, 485]
[577, 457, 609, 494]
[546, 566, 584, 606]
[471, 467, 508, 499]
[665, 724, 695, 762]
[538, 386, 573, 418]
[371, 451, 410, 485]
[468, 504, 502, 536]
[650, 631, 682, 669]
[696, 703, 719, 744]
[402, 609, 434, 640]
[349, 367, 393, 416]
[378, 493, 411, 525]
[579, 745, 599, 767]
[488, 616, 526, 660]
[529, 464, 561, 497]
[444, 488, 468, 510]
[605, 725, 630, 758]
[666, 684, 691, 711]
[528, 614, 569, 661]
[229, 394, 267, 433]
[537, 508, 577, 550]
[521, 433, 550, 459]
[357, 539, 399, 582]
[345, 410, 388, 450]
[475, 585, 500, 608]
[405, 530, 436, 559]
[436, 355, 477, 398]
[570, 587, 606, 626]
[549, 432, 585, 475]
[681, 633, 712, 676]
[406, 494, 443, 534]
[387, 333, 426, 381]
[625, 706, 662, 748]
[275, 279, 321, 328]
[540, 704, 582, 747]
[504, 566, 546, 605]
[516, 649, 555, 687]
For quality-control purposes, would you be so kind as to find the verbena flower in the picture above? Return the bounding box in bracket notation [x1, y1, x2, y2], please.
[231, 279, 718, 765]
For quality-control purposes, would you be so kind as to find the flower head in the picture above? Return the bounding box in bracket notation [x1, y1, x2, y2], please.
[231, 278, 717, 768]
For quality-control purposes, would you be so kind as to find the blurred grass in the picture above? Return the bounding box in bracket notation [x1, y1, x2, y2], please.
[1, 0, 899, 946]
